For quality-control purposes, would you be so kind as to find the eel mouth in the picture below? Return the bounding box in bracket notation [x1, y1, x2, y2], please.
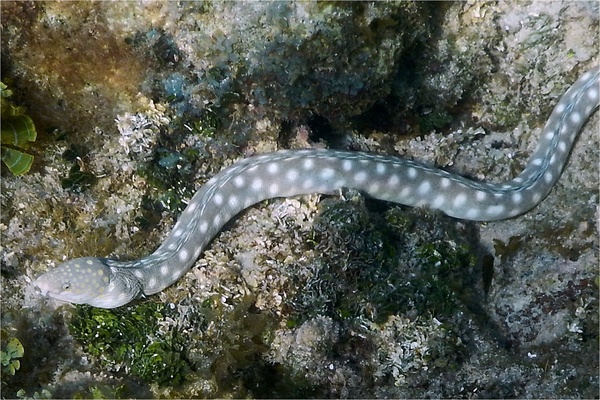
[33, 277, 52, 297]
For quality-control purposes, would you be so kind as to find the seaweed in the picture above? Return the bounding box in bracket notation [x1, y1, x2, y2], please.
[0, 82, 37, 176]
[288, 196, 477, 325]
[60, 144, 98, 192]
[70, 302, 192, 386]
[1, 329, 24, 381]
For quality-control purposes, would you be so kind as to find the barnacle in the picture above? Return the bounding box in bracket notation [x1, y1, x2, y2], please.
[0, 82, 37, 176]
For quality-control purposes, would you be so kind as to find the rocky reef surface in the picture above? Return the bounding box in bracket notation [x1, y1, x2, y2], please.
[1, 1, 597, 398]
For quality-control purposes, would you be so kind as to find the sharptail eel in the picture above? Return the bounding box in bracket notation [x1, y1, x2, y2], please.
[35, 67, 599, 308]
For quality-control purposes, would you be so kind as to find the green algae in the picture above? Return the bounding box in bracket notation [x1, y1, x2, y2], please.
[188, 108, 221, 138]
[137, 144, 199, 214]
[418, 109, 454, 133]
[68, 294, 313, 396]
[1, 329, 24, 380]
[16, 388, 52, 399]
[70, 303, 191, 387]
[0, 81, 38, 176]
[287, 195, 478, 326]
[132, 111, 222, 215]
[60, 144, 99, 192]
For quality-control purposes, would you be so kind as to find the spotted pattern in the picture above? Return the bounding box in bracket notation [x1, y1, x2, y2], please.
[34, 67, 599, 308]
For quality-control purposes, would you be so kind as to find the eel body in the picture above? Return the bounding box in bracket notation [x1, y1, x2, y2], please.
[34, 67, 599, 308]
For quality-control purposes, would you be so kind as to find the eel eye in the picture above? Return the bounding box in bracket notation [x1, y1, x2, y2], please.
[63, 282, 71, 290]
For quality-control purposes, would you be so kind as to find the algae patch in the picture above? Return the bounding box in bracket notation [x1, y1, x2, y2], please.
[1, 329, 24, 380]
[0, 82, 38, 176]
[70, 303, 191, 386]
[287, 195, 477, 325]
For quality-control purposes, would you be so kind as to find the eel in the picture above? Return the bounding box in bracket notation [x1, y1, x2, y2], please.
[34, 67, 599, 308]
